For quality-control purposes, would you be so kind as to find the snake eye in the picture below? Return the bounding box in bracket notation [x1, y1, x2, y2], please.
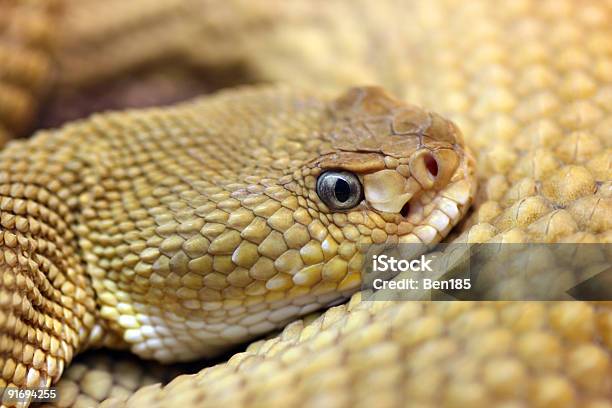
[316, 171, 363, 210]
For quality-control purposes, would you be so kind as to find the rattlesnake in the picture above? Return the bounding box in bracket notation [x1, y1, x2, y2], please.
[0, 0, 610, 407]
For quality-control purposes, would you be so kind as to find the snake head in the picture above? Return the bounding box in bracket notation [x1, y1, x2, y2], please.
[312, 86, 476, 246]
[56, 86, 478, 363]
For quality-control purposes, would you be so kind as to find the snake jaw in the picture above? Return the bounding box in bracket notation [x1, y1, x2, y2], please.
[361, 151, 474, 244]
[362, 146, 464, 217]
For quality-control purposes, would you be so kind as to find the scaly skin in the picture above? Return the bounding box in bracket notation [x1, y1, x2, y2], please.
[0, 0, 611, 407]
[56, 0, 191, 87]
[0, 0, 60, 142]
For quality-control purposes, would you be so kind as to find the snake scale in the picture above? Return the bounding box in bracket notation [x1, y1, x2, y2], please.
[0, 0, 611, 407]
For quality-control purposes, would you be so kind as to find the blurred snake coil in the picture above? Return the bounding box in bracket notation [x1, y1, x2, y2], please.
[0, 0, 611, 407]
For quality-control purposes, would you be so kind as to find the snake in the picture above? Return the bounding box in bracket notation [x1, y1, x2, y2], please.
[0, 0, 610, 407]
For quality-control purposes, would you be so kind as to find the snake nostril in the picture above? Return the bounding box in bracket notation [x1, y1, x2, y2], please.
[424, 153, 438, 177]
[400, 202, 410, 218]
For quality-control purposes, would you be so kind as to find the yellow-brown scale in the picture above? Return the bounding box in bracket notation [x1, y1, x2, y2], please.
[56, 0, 192, 87]
[0, 0, 60, 143]
[35, 351, 187, 408]
[0, 125, 99, 401]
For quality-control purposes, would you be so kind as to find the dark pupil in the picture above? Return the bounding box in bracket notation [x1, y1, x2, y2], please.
[334, 178, 351, 203]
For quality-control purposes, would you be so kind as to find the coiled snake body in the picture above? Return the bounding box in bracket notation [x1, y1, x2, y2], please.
[0, 0, 610, 407]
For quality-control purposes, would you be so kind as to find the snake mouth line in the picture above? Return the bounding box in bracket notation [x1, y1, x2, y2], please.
[400, 201, 410, 218]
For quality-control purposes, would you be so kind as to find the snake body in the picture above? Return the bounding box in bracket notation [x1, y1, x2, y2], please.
[0, 0, 611, 407]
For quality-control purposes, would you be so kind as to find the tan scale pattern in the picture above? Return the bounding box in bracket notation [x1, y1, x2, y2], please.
[0, 0, 60, 142]
[36, 352, 186, 408]
[0, 126, 100, 402]
[107, 301, 611, 408]
[56, 0, 193, 87]
[53, 0, 280, 88]
[0, 0, 609, 407]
